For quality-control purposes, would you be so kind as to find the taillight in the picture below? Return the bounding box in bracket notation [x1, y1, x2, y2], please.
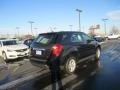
[52, 43, 63, 56]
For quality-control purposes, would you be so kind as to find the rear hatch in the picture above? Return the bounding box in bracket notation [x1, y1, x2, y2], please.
[30, 33, 58, 60]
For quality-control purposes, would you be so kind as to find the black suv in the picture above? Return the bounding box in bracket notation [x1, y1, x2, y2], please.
[30, 31, 101, 74]
[24, 38, 34, 47]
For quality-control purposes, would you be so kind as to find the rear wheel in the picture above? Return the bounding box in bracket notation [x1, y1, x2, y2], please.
[95, 48, 101, 60]
[64, 56, 77, 74]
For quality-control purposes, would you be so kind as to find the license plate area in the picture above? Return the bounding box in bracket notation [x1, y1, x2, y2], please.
[36, 50, 42, 55]
[20, 52, 25, 55]
[18, 52, 25, 55]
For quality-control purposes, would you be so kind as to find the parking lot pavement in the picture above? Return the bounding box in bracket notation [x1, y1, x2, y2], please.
[7, 58, 47, 81]
[1, 40, 120, 90]
[0, 57, 48, 89]
[0, 57, 10, 85]
[16, 60, 99, 90]
[79, 40, 120, 90]
[16, 40, 120, 90]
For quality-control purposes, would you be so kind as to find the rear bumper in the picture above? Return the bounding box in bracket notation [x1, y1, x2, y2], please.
[30, 57, 47, 65]
[30, 57, 64, 70]
[30, 56, 64, 65]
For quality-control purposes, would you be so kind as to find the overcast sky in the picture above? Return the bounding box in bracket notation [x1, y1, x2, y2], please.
[0, 0, 120, 35]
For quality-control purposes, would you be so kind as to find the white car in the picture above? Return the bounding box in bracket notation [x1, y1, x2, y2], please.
[107, 34, 120, 40]
[0, 39, 29, 61]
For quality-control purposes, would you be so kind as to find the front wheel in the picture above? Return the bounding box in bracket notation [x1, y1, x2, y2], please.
[64, 56, 77, 74]
[2, 52, 7, 61]
[95, 48, 101, 60]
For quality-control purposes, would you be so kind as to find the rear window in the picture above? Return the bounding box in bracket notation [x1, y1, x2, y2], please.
[34, 33, 56, 45]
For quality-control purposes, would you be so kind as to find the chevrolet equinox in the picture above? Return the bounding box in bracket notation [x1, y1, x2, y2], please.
[30, 31, 101, 74]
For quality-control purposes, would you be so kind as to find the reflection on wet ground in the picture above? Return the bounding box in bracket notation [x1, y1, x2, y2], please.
[18, 60, 100, 90]
[80, 40, 120, 90]
[3, 40, 120, 90]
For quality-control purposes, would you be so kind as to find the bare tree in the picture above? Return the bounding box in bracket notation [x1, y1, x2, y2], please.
[110, 26, 120, 35]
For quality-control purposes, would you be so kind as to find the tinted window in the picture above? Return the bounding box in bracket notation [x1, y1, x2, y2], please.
[24, 39, 34, 46]
[71, 34, 82, 43]
[34, 34, 56, 45]
[3, 40, 18, 46]
[81, 33, 92, 41]
[0, 41, 2, 46]
[60, 34, 70, 44]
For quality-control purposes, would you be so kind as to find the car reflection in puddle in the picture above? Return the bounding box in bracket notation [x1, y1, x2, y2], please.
[31, 60, 100, 90]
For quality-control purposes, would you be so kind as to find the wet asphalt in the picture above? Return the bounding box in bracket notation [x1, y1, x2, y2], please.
[1, 40, 120, 90]
[16, 40, 120, 90]
[79, 40, 120, 90]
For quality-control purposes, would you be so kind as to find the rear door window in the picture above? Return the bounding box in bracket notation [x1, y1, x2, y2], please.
[60, 34, 70, 44]
[60, 33, 83, 44]
[71, 33, 83, 43]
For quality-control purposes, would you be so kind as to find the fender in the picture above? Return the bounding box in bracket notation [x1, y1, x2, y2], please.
[59, 46, 79, 65]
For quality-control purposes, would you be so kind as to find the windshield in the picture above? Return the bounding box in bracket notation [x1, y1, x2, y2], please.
[3, 40, 18, 46]
[34, 33, 56, 45]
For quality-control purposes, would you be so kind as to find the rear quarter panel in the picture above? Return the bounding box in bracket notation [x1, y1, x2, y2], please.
[59, 45, 79, 65]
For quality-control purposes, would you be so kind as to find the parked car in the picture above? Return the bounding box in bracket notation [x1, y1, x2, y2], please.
[0, 39, 29, 61]
[30, 31, 101, 74]
[92, 35, 105, 42]
[107, 34, 120, 40]
[23, 38, 34, 47]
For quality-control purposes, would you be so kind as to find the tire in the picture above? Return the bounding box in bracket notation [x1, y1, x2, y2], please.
[95, 48, 101, 60]
[106, 37, 108, 40]
[64, 56, 77, 74]
[2, 52, 8, 61]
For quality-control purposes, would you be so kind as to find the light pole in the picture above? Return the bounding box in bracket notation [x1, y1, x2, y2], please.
[102, 18, 108, 36]
[34, 28, 38, 36]
[69, 25, 73, 31]
[28, 21, 34, 36]
[76, 9, 82, 31]
[16, 27, 20, 38]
